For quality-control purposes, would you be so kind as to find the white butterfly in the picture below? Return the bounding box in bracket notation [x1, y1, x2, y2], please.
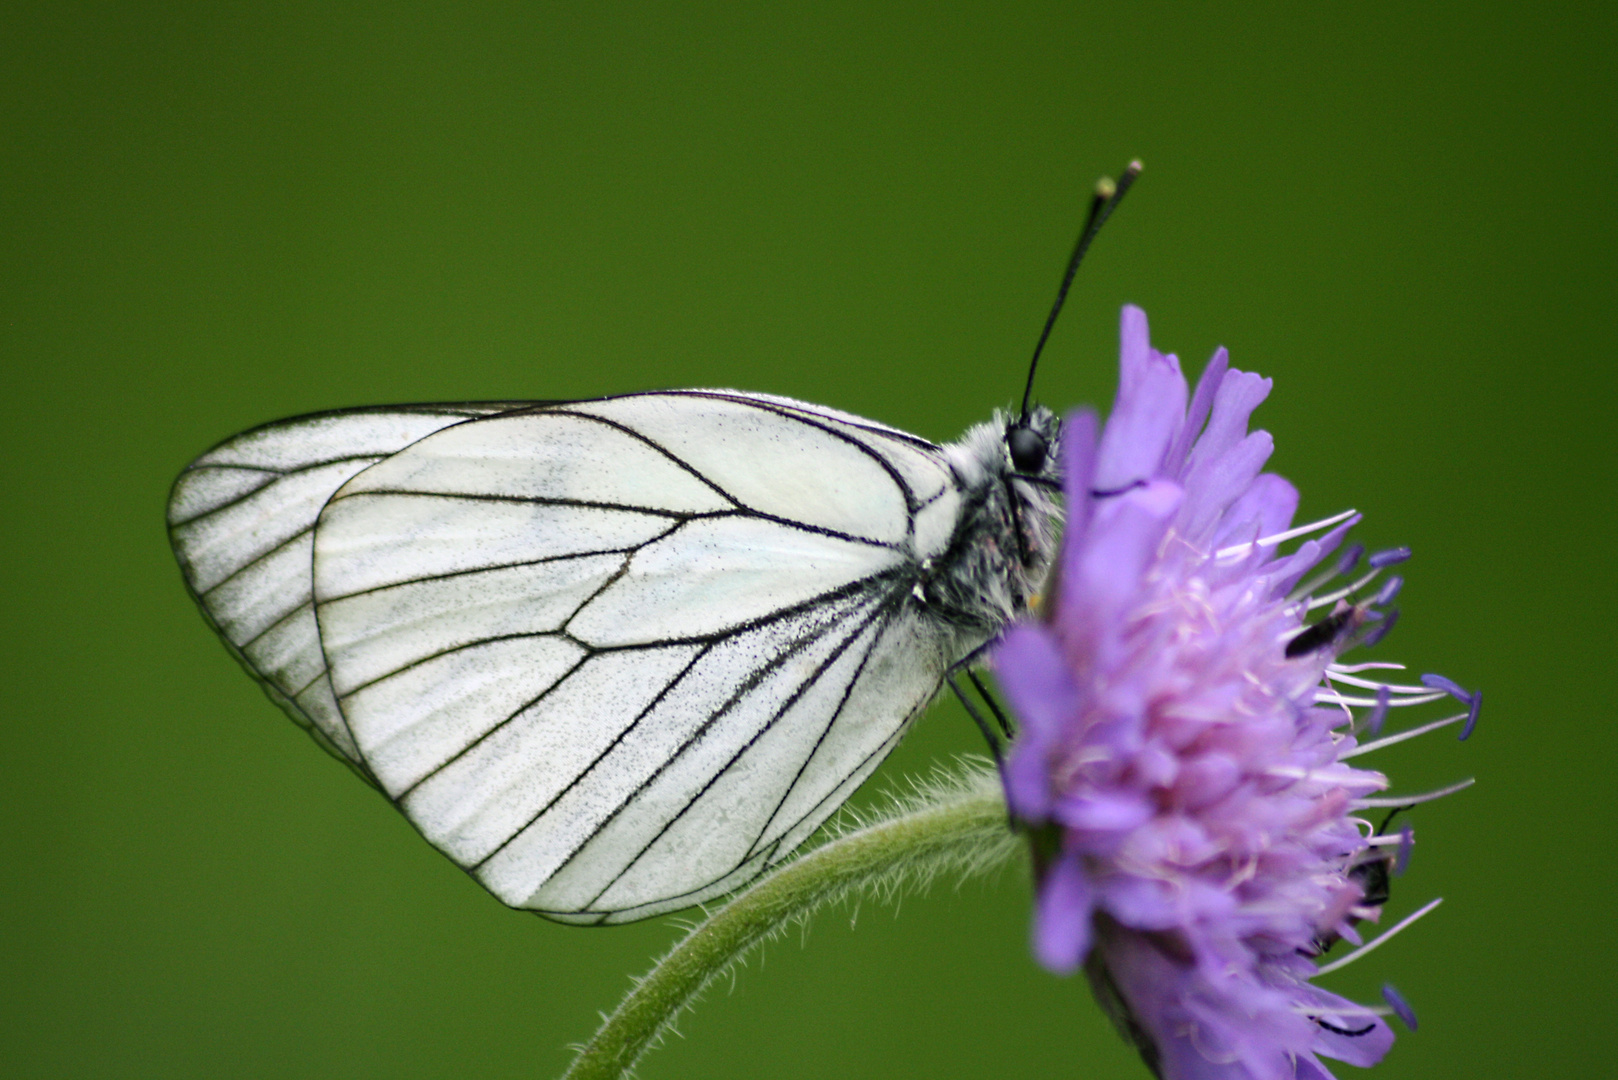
[168, 391, 1063, 923]
[169, 163, 1138, 925]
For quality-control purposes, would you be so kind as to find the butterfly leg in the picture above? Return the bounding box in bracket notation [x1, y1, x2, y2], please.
[945, 669, 1020, 830]
[946, 670, 1005, 768]
[943, 647, 1017, 737]
[965, 669, 1015, 739]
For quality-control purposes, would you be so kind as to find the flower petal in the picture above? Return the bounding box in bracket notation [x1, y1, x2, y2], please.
[1179, 429, 1276, 543]
[1096, 307, 1189, 491]
[1060, 408, 1100, 543]
[1303, 987, 1394, 1067]
[1292, 1056, 1341, 1080]
[1186, 367, 1273, 473]
[1212, 473, 1299, 551]
[1166, 346, 1230, 478]
[1264, 514, 1360, 594]
[996, 625, 1082, 819]
[1064, 479, 1183, 639]
[1052, 790, 1155, 832]
[1032, 853, 1094, 974]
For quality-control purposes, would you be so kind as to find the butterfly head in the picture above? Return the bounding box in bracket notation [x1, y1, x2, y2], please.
[1002, 406, 1062, 483]
[999, 406, 1065, 609]
[1006, 422, 1050, 474]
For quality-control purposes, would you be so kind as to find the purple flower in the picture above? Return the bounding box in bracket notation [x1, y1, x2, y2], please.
[995, 307, 1471, 1079]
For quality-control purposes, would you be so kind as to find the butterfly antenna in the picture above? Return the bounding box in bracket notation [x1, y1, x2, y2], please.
[1018, 159, 1142, 420]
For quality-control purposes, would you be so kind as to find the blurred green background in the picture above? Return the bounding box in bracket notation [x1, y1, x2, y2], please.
[4, 2, 1613, 1077]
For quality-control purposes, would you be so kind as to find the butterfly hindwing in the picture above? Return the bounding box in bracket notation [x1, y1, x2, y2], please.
[310, 392, 968, 918]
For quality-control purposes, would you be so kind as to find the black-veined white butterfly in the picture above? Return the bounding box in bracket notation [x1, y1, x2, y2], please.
[168, 164, 1138, 925]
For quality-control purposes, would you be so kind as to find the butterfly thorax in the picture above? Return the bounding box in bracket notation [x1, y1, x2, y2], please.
[914, 406, 1063, 636]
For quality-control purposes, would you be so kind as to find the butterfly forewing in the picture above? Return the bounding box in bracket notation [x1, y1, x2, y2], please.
[301, 392, 968, 919]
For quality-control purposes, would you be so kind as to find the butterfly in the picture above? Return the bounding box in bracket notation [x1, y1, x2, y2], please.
[168, 164, 1138, 925]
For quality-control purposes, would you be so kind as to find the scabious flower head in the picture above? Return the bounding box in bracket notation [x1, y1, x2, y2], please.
[995, 306, 1476, 1080]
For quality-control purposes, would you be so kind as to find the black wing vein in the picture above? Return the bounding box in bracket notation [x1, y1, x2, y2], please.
[169, 454, 392, 526]
[545, 408, 745, 508]
[584, 597, 895, 908]
[314, 538, 679, 608]
[195, 522, 316, 598]
[465, 642, 719, 872]
[685, 392, 922, 513]
[394, 650, 597, 802]
[555, 591, 894, 902]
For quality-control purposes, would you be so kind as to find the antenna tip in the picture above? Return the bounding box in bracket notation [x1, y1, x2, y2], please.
[1125, 159, 1144, 174]
[1093, 176, 1117, 199]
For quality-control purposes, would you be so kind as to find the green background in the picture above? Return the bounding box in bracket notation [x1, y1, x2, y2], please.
[4, 3, 1612, 1077]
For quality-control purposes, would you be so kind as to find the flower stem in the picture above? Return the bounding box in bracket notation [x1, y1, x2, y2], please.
[560, 764, 1017, 1080]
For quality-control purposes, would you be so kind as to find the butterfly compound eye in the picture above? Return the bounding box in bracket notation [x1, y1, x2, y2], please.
[1006, 426, 1048, 473]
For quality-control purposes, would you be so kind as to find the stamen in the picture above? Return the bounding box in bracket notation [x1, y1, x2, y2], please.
[1329, 661, 1407, 673]
[1356, 777, 1475, 808]
[1420, 674, 1481, 739]
[1295, 542, 1369, 600]
[1295, 1003, 1393, 1019]
[1368, 546, 1411, 568]
[1374, 575, 1404, 605]
[1325, 672, 1433, 694]
[1460, 689, 1482, 741]
[1366, 684, 1391, 736]
[1392, 825, 1414, 876]
[1215, 508, 1358, 559]
[1419, 673, 1470, 699]
[1360, 607, 1399, 647]
[1306, 567, 1383, 611]
[1335, 542, 1365, 576]
[1314, 897, 1443, 975]
[1315, 688, 1444, 708]
[1266, 764, 1390, 789]
[1292, 562, 1356, 605]
[1339, 712, 1468, 758]
[1381, 984, 1418, 1030]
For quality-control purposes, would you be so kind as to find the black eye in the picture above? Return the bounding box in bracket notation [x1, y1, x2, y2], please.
[1006, 426, 1048, 473]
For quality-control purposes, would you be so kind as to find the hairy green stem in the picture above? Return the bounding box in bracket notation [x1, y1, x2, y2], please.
[561, 763, 1019, 1080]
